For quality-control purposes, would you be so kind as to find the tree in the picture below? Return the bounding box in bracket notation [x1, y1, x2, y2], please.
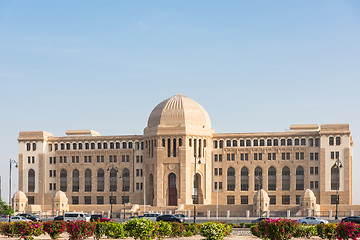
[0, 198, 14, 216]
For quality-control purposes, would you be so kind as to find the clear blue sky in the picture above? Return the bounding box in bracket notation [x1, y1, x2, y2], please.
[1, 0, 360, 204]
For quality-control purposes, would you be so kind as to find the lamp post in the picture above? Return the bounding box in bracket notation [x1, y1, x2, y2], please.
[119, 175, 126, 219]
[333, 158, 343, 220]
[9, 159, 18, 207]
[256, 176, 262, 218]
[193, 155, 201, 223]
[107, 165, 118, 219]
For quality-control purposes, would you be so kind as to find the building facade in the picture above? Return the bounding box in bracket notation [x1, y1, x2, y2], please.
[15, 94, 354, 216]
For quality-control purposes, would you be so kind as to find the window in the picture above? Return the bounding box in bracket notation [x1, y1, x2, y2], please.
[331, 165, 339, 190]
[226, 140, 231, 147]
[329, 137, 334, 146]
[60, 169, 67, 192]
[116, 142, 120, 149]
[253, 139, 258, 146]
[267, 139, 272, 146]
[286, 153, 290, 160]
[272, 153, 276, 160]
[282, 153, 285, 160]
[122, 169, 130, 192]
[214, 168, 218, 176]
[336, 137, 341, 146]
[309, 138, 314, 147]
[296, 167, 304, 190]
[269, 196, 276, 205]
[66, 143, 70, 150]
[219, 140, 223, 148]
[268, 153, 272, 160]
[315, 153, 319, 160]
[91, 143, 95, 149]
[227, 154, 230, 161]
[282, 195, 290, 205]
[310, 167, 314, 175]
[315, 138, 320, 147]
[315, 181, 319, 189]
[72, 169, 79, 192]
[240, 140, 245, 146]
[110, 168, 118, 191]
[232, 140, 237, 147]
[219, 182, 223, 190]
[268, 167, 276, 191]
[97, 196, 104, 205]
[310, 181, 314, 188]
[281, 139, 286, 146]
[296, 195, 301, 205]
[213, 140, 217, 148]
[310, 153, 314, 160]
[219, 154, 223, 162]
[254, 153, 257, 161]
[122, 196, 129, 204]
[296, 152, 300, 160]
[295, 139, 300, 146]
[97, 169, 104, 192]
[246, 140, 251, 146]
[85, 143, 89, 149]
[85, 169, 92, 192]
[282, 167, 290, 191]
[73, 143, 77, 150]
[72, 196, 79, 205]
[214, 154, 218, 162]
[227, 196, 235, 204]
[241, 167, 249, 191]
[331, 195, 339, 205]
[227, 167, 235, 191]
[241, 196, 248, 204]
[28, 169, 35, 192]
[28, 196, 34, 205]
[26, 143, 31, 151]
[32, 143, 37, 151]
[103, 142, 108, 149]
[273, 139, 278, 146]
[260, 139, 265, 146]
[287, 139, 292, 146]
[110, 196, 116, 204]
[301, 138, 306, 146]
[231, 154, 235, 161]
[129, 142, 133, 149]
[300, 152, 304, 160]
[254, 167, 262, 190]
[84, 196, 91, 205]
[315, 167, 318, 175]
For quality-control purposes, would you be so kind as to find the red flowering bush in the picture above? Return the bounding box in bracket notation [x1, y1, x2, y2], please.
[11, 221, 43, 240]
[169, 222, 187, 237]
[317, 223, 337, 239]
[335, 222, 360, 240]
[256, 218, 299, 240]
[66, 221, 96, 240]
[0, 222, 15, 237]
[43, 221, 67, 239]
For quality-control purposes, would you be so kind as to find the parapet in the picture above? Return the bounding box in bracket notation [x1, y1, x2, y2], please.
[65, 130, 101, 137]
[18, 131, 53, 141]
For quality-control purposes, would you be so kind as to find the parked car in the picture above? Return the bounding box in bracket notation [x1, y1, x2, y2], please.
[341, 216, 360, 224]
[156, 215, 183, 223]
[54, 215, 64, 221]
[17, 213, 41, 222]
[128, 215, 144, 220]
[10, 216, 31, 222]
[90, 214, 113, 222]
[251, 217, 269, 224]
[142, 213, 161, 222]
[174, 214, 188, 220]
[299, 217, 328, 225]
[64, 212, 90, 222]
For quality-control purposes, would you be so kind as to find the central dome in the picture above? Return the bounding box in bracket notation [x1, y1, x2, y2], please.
[145, 94, 212, 135]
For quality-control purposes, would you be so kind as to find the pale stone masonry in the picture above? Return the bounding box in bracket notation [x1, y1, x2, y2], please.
[15, 94, 356, 216]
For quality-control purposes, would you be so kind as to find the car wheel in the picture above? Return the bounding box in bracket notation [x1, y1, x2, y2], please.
[303, 222, 307, 225]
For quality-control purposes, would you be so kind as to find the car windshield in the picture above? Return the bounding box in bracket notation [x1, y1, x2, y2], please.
[85, 214, 90, 217]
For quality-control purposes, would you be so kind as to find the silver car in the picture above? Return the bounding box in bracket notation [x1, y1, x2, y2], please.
[10, 216, 31, 222]
[142, 213, 161, 222]
[299, 216, 328, 225]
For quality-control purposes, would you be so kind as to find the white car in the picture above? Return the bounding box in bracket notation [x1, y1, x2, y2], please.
[64, 212, 91, 222]
[174, 214, 189, 220]
[10, 216, 31, 222]
[299, 216, 328, 225]
[142, 213, 161, 222]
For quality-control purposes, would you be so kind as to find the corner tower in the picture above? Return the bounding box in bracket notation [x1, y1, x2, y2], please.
[143, 94, 214, 207]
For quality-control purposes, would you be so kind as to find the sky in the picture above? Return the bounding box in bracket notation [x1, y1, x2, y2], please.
[0, 0, 359, 205]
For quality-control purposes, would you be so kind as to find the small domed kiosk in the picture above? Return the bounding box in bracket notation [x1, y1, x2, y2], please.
[299, 189, 320, 216]
[253, 189, 270, 216]
[53, 191, 69, 214]
[13, 191, 28, 212]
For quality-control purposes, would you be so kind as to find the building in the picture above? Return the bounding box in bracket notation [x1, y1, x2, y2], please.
[15, 94, 355, 217]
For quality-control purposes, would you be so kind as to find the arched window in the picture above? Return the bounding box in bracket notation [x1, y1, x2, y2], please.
[268, 167, 276, 191]
[97, 169, 104, 192]
[122, 169, 130, 192]
[273, 139, 279, 146]
[331, 165, 340, 190]
[162, 139, 166, 147]
[282, 167, 290, 190]
[232, 140, 237, 147]
[73, 143, 77, 150]
[173, 139, 177, 157]
[85, 143, 89, 149]
[78, 143, 83, 149]
[260, 139, 265, 146]
[167, 138, 171, 157]
[281, 139, 286, 146]
[72, 169, 79, 192]
[32, 143, 37, 151]
[246, 140, 251, 146]
[301, 138, 306, 146]
[110, 168, 117, 191]
[122, 142, 127, 149]
[219, 140, 223, 148]
[213, 140, 217, 148]
[60, 169, 67, 192]
[241, 167, 249, 191]
[97, 142, 102, 149]
[227, 167, 235, 191]
[226, 140, 231, 147]
[254, 167, 262, 190]
[85, 169, 92, 192]
[294, 138, 300, 146]
[296, 166, 304, 190]
[267, 139, 272, 146]
[240, 140, 245, 146]
[253, 139, 258, 146]
[287, 139, 292, 146]
[66, 143, 70, 150]
[26, 143, 31, 151]
[103, 142, 108, 149]
[91, 142, 95, 149]
[329, 137, 334, 146]
[336, 137, 341, 146]
[28, 169, 35, 192]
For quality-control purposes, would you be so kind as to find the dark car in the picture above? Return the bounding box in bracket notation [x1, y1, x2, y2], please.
[54, 215, 64, 221]
[251, 217, 269, 224]
[90, 214, 113, 222]
[341, 216, 360, 224]
[156, 215, 183, 223]
[17, 213, 41, 222]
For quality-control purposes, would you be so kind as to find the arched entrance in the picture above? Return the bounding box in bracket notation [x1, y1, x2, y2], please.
[168, 173, 177, 206]
[148, 174, 154, 205]
[193, 173, 203, 204]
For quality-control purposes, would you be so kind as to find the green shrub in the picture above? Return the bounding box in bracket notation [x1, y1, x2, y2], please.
[200, 222, 230, 240]
[256, 218, 299, 240]
[66, 221, 96, 240]
[105, 221, 126, 239]
[294, 225, 317, 239]
[245, 223, 255, 228]
[43, 221, 67, 239]
[169, 222, 187, 237]
[317, 223, 337, 239]
[153, 221, 171, 239]
[250, 224, 260, 237]
[0, 222, 15, 237]
[184, 223, 201, 236]
[93, 221, 108, 240]
[124, 218, 155, 240]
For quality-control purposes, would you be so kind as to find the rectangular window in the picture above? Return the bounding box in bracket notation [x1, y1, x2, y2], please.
[315, 181, 319, 189]
[28, 196, 34, 205]
[53, 157, 56, 164]
[214, 154, 218, 162]
[315, 167, 318, 175]
[84, 156, 88, 163]
[136, 182, 139, 190]
[136, 169, 139, 177]
[28, 156, 31, 163]
[240, 153, 244, 161]
[97, 196, 104, 205]
[336, 137, 341, 146]
[219, 168, 223, 175]
[282, 195, 290, 205]
[53, 183, 56, 190]
[219, 182, 223, 190]
[231, 154, 235, 161]
[241, 196, 248, 205]
[259, 153, 262, 160]
[136, 156, 139, 163]
[296, 152, 299, 160]
[49, 183, 53, 191]
[219, 154, 223, 162]
[286, 153, 290, 160]
[214, 168, 218, 176]
[97, 156, 100, 163]
[109, 156, 113, 162]
[59, 156, 63, 163]
[310, 167, 314, 175]
[310, 153, 314, 160]
[227, 154, 230, 161]
[273, 153, 276, 160]
[227, 196, 235, 205]
[32, 156, 35, 163]
[282, 153, 285, 160]
[50, 170, 53, 177]
[49, 157, 52, 164]
[309, 138, 314, 147]
[269, 195, 276, 205]
[109, 196, 116, 204]
[331, 152, 335, 159]
[268, 153, 272, 160]
[72, 156, 75, 163]
[296, 195, 301, 205]
[84, 196, 91, 205]
[335, 151, 339, 159]
[315, 138, 320, 147]
[315, 153, 319, 160]
[310, 181, 314, 188]
[72, 196, 79, 205]
[300, 152, 304, 160]
[214, 182, 218, 190]
[122, 196, 129, 204]
[331, 195, 339, 205]
[254, 153, 258, 161]
[245, 153, 248, 161]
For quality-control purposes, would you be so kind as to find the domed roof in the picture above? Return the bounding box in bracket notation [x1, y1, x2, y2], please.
[146, 95, 212, 134]
[302, 189, 315, 198]
[54, 190, 68, 200]
[254, 189, 269, 200]
[14, 191, 27, 200]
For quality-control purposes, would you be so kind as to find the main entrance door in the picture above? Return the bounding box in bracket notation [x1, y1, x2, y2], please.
[168, 173, 177, 206]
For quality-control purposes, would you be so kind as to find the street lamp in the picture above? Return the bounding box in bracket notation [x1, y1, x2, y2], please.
[255, 176, 262, 218]
[107, 165, 118, 219]
[119, 174, 127, 219]
[9, 159, 18, 207]
[333, 158, 343, 220]
[192, 155, 201, 223]
[161, 178, 167, 214]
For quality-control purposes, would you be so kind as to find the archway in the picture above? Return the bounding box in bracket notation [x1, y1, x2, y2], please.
[168, 173, 177, 206]
[193, 173, 203, 204]
[148, 174, 154, 205]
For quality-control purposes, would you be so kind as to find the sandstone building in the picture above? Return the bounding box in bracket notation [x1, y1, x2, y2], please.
[14, 94, 354, 217]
